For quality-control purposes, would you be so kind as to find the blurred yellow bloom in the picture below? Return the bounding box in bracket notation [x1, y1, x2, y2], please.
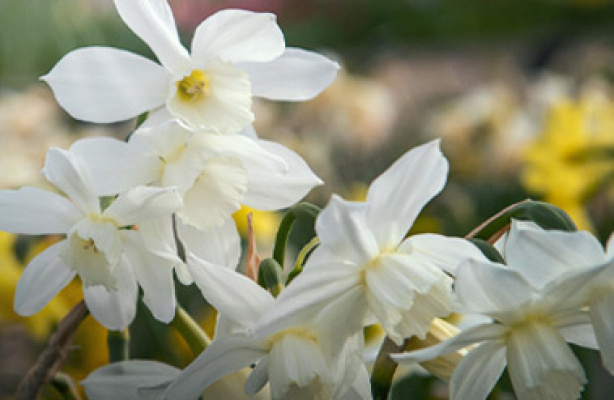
[523, 94, 614, 230]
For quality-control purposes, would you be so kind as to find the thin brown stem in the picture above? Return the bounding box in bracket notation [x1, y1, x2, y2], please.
[14, 300, 89, 400]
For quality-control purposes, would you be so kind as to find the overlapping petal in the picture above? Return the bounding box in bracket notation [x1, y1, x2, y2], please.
[243, 139, 323, 210]
[450, 340, 507, 400]
[103, 186, 182, 226]
[83, 262, 138, 330]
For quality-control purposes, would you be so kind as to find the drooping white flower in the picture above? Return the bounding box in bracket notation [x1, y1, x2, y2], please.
[69, 119, 322, 284]
[0, 148, 183, 329]
[253, 140, 485, 345]
[392, 220, 605, 400]
[146, 256, 370, 400]
[42, 0, 339, 132]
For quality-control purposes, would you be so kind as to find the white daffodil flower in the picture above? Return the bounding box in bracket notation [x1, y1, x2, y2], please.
[149, 256, 370, 400]
[0, 148, 183, 329]
[42, 0, 339, 132]
[392, 220, 605, 400]
[252, 140, 485, 345]
[69, 119, 322, 282]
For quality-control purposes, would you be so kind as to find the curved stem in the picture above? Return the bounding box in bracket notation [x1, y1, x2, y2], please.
[171, 305, 211, 356]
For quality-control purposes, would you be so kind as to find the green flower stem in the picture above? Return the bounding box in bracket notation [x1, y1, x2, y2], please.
[171, 306, 211, 356]
[107, 328, 130, 363]
[370, 336, 406, 400]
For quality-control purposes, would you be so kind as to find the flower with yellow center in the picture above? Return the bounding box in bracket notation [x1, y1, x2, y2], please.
[153, 257, 370, 400]
[253, 140, 484, 346]
[42, 1, 339, 133]
[0, 148, 183, 329]
[393, 220, 605, 400]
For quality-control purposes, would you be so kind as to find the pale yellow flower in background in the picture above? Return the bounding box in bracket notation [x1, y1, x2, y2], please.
[523, 91, 614, 230]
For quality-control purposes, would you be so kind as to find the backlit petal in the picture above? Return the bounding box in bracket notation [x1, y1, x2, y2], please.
[506, 323, 586, 400]
[0, 187, 80, 235]
[14, 241, 75, 315]
[505, 220, 606, 288]
[178, 218, 240, 269]
[589, 291, 614, 374]
[104, 186, 182, 226]
[365, 140, 448, 248]
[43, 148, 99, 214]
[191, 9, 284, 65]
[240, 48, 339, 101]
[70, 137, 159, 195]
[243, 140, 323, 210]
[83, 261, 138, 330]
[114, 0, 190, 73]
[187, 256, 273, 327]
[83, 360, 180, 400]
[163, 335, 267, 400]
[42, 47, 170, 123]
[450, 340, 507, 400]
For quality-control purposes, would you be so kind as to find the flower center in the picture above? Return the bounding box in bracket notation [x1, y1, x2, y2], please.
[176, 70, 210, 103]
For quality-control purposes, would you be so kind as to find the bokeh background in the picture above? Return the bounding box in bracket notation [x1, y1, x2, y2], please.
[1, 0, 614, 399]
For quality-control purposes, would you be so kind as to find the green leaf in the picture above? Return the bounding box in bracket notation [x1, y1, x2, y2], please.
[467, 199, 576, 242]
[272, 202, 321, 269]
[469, 238, 505, 264]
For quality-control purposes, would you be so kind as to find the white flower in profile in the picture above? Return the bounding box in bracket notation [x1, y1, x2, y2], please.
[253, 140, 485, 346]
[392, 220, 605, 400]
[0, 148, 183, 329]
[149, 256, 370, 400]
[69, 119, 322, 283]
[42, 0, 339, 132]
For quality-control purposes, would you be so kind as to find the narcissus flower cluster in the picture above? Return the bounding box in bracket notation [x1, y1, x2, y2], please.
[3, 1, 614, 400]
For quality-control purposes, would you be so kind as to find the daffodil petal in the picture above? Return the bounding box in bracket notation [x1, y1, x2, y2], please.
[163, 335, 267, 399]
[506, 323, 586, 400]
[316, 195, 378, 264]
[454, 259, 533, 317]
[398, 233, 486, 275]
[178, 218, 240, 269]
[240, 48, 339, 101]
[0, 187, 80, 234]
[450, 340, 507, 400]
[243, 139, 323, 210]
[504, 220, 606, 288]
[253, 262, 361, 339]
[42, 47, 170, 123]
[104, 186, 182, 226]
[70, 137, 159, 195]
[43, 148, 99, 214]
[14, 241, 75, 315]
[187, 256, 273, 326]
[365, 139, 448, 248]
[114, 0, 190, 73]
[391, 323, 506, 364]
[589, 291, 614, 373]
[191, 9, 284, 65]
[83, 262, 138, 330]
[123, 232, 176, 323]
[82, 360, 180, 400]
